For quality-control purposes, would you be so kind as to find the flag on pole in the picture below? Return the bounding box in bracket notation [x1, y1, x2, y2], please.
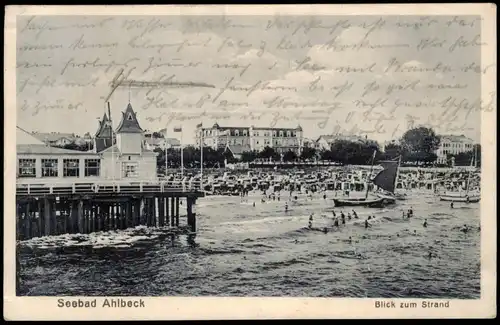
[196, 122, 202, 128]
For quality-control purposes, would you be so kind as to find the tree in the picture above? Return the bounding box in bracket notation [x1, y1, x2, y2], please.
[240, 150, 257, 162]
[300, 147, 317, 160]
[329, 139, 381, 165]
[382, 142, 403, 160]
[400, 127, 441, 155]
[259, 146, 277, 160]
[283, 150, 297, 162]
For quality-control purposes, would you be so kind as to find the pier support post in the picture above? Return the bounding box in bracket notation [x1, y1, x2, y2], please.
[152, 198, 157, 227]
[186, 197, 194, 233]
[175, 197, 180, 227]
[166, 196, 170, 227]
[77, 200, 84, 234]
[24, 202, 32, 240]
[92, 204, 97, 233]
[140, 198, 146, 226]
[126, 202, 132, 229]
[158, 197, 165, 227]
[170, 197, 175, 227]
[44, 198, 52, 236]
[37, 199, 43, 237]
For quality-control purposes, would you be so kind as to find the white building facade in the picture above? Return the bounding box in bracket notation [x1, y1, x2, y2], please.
[434, 134, 475, 164]
[16, 103, 158, 183]
[195, 123, 304, 155]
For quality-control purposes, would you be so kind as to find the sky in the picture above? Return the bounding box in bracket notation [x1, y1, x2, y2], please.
[16, 15, 490, 145]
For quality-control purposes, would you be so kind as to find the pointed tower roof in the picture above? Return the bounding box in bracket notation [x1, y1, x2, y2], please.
[115, 103, 143, 133]
[95, 112, 113, 138]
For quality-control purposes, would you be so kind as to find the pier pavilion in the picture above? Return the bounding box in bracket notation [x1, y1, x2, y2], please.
[16, 103, 204, 240]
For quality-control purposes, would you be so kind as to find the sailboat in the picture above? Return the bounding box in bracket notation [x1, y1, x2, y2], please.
[439, 150, 480, 203]
[332, 151, 388, 208]
[375, 156, 406, 201]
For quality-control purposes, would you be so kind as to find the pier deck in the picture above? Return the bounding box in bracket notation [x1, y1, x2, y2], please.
[16, 179, 204, 240]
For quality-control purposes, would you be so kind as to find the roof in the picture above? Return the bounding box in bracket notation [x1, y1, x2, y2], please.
[32, 132, 75, 143]
[440, 134, 473, 142]
[144, 137, 180, 146]
[226, 144, 251, 155]
[317, 134, 367, 143]
[95, 113, 113, 138]
[17, 126, 45, 145]
[17, 144, 97, 155]
[99, 144, 155, 155]
[115, 103, 143, 134]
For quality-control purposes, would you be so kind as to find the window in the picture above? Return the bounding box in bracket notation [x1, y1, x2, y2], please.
[127, 112, 134, 120]
[85, 159, 100, 177]
[41, 159, 58, 177]
[235, 130, 239, 136]
[279, 131, 283, 137]
[273, 131, 277, 137]
[287, 131, 291, 137]
[122, 162, 138, 178]
[243, 130, 247, 136]
[18, 159, 36, 177]
[63, 159, 79, 177]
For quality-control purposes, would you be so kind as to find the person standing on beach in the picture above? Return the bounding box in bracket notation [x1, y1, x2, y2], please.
[423, 219, 428, 228]
[308, 214, 314, 228]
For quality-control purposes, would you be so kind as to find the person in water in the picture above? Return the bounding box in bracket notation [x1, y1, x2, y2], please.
[461, 224, 469, 233]
[285, 203, 288, 212]
[367, 216, 372, 220]
[450, 202, 454, 209]
[308, 214, 314, 228]
[348, 236, 352, 243]
[323, 227, 328, 234]
[409, 207, 413, 217]
[341, 211, 345, 219]
[364, 220, 371, 229]
[323, 194, 327, 200]
[347, 212, 352, 220]
[253, 202, 256, 207]
[423, 219, 428, 228]
[332, 210, 336, 218]
[334, 218, 339, 228]
[352, 210, 358, 219]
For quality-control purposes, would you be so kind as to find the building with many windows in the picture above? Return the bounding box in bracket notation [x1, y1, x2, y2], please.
[195, 123, 304, 155]
[434, 134, 475, 164]
[16, 103, 158, 182]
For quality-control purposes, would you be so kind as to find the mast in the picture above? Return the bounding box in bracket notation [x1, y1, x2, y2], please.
[395, 155, 401, 193]
[364, 150, 377, 199]
[465, 154, 474, 194]
[108, 102, 114, 181]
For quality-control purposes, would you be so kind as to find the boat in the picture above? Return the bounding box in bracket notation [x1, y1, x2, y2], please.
[439, 153, 480, 203]
[332, 150, 392, 208]
[374, 156, 403, 202]
[332, 197, 387, 208]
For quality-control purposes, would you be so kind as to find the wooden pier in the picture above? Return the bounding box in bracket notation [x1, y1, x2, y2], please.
[15, 180, 204, 240]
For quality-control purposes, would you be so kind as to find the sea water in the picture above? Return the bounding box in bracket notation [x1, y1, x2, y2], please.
[17, 191, 480, 298]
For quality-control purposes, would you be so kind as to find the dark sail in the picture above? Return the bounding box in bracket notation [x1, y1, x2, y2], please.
[372, 161, 399, 194]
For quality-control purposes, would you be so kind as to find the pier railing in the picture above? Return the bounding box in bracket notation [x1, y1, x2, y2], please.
[16, 179, 203, 196]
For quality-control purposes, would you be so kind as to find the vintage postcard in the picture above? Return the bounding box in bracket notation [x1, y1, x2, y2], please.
[4, 4, 496, 320]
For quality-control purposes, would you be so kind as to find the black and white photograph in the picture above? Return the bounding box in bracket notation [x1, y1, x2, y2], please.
[5, 4, 496, 320]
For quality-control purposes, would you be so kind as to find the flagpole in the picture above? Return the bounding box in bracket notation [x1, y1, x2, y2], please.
[200, 126, 204, 189]
[180, 129, 184, 177]
[164, 129, 168, 180]
[108, 102, 114, 181]
[364, 150, 377, 199]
